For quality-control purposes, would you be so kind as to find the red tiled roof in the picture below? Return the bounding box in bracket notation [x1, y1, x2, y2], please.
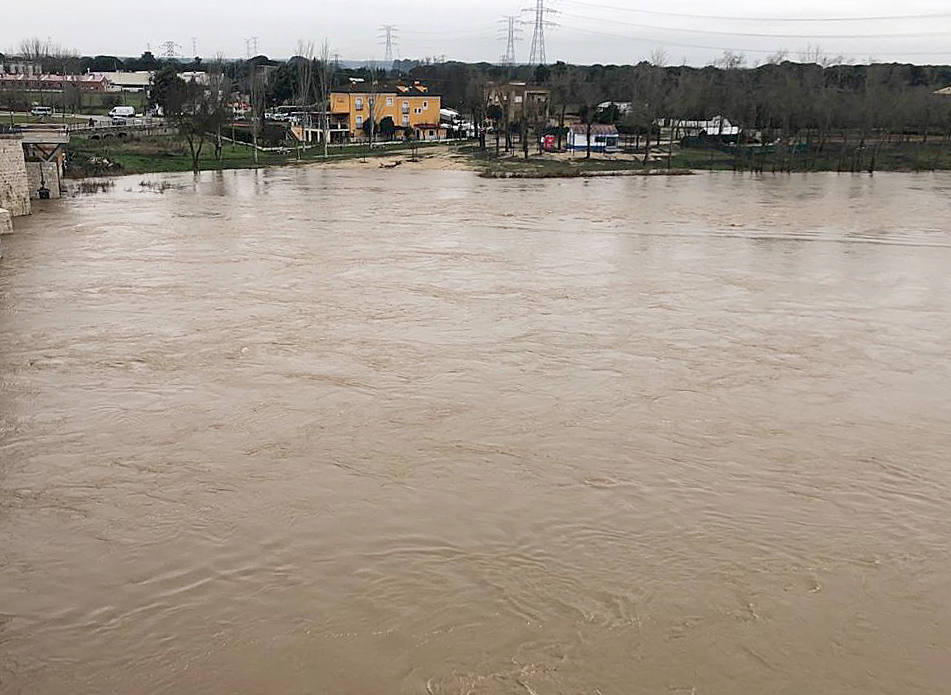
[0, 73, 109, 83]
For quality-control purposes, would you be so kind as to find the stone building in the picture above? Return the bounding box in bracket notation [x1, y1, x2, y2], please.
[484, 82, 550, 125]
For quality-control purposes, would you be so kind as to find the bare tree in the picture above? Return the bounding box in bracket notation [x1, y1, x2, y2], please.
[207, 63, 230, 162]
[316, 40, 335, 157]
[763, 49, 789, 65]
[712, 51, 746, 70]
[248, 65, 264, 165]
[363, 64, 383, 156]
[17, 37, 50, 64]
[293, 40, 314, 159]
[463, 75, 488, 151]
[576, 81, 600, 160]
[629, 62, 666, 165]
[168, 74, 231, 175]
[648, 48, 668, 68]
[799, 45, 851, 68]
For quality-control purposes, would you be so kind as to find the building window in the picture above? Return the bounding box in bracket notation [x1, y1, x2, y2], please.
[355, 97, 363, 110]
[428, 130, 434, 137]
[402, 101, 409, 112]
[402, 114, 409, 126]
[356, 115, 363, 127]
[422, 101, 428, 108]
[414, 108, 421, 115]
[386, 97, 393, 106]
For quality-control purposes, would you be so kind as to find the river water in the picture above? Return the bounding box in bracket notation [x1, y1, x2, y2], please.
[1, 167, 949, 694]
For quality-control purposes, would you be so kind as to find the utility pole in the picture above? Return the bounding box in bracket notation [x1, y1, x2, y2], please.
[498, 15, 521, 65]
[378, 25, 398, 67]
[522, 0, 556, 65]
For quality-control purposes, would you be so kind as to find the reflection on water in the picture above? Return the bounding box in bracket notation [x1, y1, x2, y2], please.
[1, 169, 950, 694]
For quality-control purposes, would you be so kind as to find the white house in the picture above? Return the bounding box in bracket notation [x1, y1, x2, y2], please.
[567, 123, 619, 152]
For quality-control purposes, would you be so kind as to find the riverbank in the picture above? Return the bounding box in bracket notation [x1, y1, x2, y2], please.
[468, 140, 951, 177]
[66, 134, 458, 177]
[65, 132, 951, 179]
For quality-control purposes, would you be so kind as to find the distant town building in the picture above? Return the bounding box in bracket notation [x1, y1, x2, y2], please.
[0, 72, 110, 93]
[484, 82, 550, 124]
[100, 71, 154, 93]
[329, 82, 441, 140]
[567, 123, 619, 153]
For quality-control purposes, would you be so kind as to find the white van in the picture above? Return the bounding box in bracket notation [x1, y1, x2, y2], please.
[109, 106, 136, 118]
[31, 106, 54, 118]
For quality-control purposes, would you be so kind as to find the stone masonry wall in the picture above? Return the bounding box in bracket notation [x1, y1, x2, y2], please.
[0, 136, 31, 216]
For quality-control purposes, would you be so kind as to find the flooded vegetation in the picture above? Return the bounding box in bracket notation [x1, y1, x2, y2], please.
[1, 168, 950, 694]
[69, 178, 116, 195]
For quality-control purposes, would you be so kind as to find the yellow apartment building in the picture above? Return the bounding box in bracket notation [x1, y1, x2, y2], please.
[330, 81, 443, 140]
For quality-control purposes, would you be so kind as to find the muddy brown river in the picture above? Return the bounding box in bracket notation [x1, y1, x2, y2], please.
[1, 168, 950, 694]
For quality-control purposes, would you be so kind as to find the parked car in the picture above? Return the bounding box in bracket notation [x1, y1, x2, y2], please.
[30, 106, 54, 118]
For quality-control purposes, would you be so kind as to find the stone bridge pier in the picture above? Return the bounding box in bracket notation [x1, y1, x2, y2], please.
[0, 133, 31, 219]
[0, 133, 31, 255]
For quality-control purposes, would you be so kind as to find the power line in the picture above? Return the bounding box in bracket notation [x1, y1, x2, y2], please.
[558, 11, 951, 39]
[498, 16, 522, 65]
[399, 26, 496, 38]
[562, 0, 951, 23]
[379, 25, 398, 64]
[159, 40, 181, 59]
[557, 24, 951, 59]
[523, 0, 557, 64]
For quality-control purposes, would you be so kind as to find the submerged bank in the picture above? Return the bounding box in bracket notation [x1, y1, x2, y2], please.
[479, 167, 695, 179]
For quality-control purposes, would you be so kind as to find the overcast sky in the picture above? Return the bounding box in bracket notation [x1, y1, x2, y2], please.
[3, 0, 950, 66]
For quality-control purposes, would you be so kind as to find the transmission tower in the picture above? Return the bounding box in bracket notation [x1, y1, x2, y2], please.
[498, 16, 522, 65]
[245, 36, 259, 58]
[378, 25, 398, 65]
[191, 37, 198, 57]
[522, 0, 557, 65]
[160, 41, 181, 59]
